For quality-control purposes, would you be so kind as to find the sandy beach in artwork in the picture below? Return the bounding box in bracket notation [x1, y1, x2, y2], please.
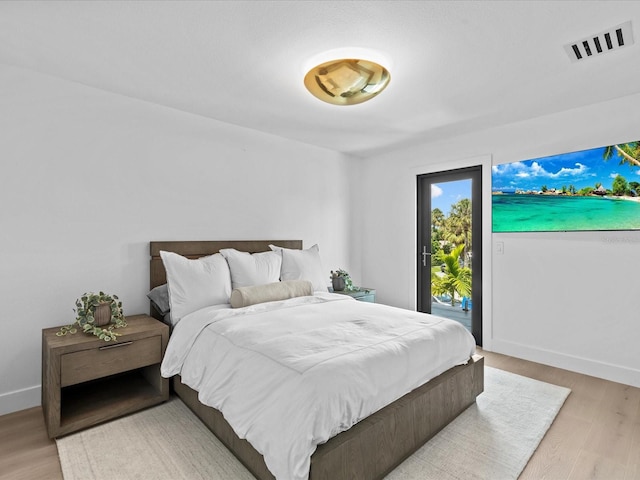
[607, 195, 640, 203]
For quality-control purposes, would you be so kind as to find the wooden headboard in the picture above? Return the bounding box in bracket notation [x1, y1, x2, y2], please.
[149, 240, 303, 319]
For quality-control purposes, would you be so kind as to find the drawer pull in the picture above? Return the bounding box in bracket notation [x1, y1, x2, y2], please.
[99, 341, 133, 351]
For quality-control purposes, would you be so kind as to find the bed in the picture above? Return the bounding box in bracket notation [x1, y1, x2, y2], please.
[150, 240, 483, 480]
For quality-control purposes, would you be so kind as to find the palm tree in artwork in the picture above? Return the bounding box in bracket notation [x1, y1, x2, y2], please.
[432, 244, 472, 306]
[603, 141, 640, 167]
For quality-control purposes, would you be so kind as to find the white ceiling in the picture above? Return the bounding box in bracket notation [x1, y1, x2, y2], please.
[2, 1, 640, 157]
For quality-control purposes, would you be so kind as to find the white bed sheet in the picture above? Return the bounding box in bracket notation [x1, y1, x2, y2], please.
[161, 293, 476, 480]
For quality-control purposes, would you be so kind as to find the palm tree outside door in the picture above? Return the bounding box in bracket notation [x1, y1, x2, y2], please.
[417, 166, 482, 346]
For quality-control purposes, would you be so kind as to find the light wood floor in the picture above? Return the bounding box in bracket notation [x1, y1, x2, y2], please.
[1, 349, 639, 480]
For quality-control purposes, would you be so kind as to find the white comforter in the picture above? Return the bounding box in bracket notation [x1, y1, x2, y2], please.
[161, 293, 475, 480]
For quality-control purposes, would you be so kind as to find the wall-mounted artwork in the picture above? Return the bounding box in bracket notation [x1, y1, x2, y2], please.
[492, 141, 640, 232]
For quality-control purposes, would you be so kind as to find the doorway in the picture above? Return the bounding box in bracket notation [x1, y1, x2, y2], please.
[417, 166, 482, 346]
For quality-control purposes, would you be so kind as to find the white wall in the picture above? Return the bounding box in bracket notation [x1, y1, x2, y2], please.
[4, 61, 640, 416]
[0, 65, 358, 415]
[357, 93, 640, 388]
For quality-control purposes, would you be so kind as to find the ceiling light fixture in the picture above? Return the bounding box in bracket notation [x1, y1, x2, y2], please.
[304, 58, 391, 106]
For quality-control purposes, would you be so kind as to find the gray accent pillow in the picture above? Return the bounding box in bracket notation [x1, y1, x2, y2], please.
[147, 283, 170, 316]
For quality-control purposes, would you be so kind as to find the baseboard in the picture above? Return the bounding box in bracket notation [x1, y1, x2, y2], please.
[0, 384, 41, 416]
[491, 339, 640, 388]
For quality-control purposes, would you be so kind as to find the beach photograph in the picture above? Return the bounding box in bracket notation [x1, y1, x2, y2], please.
[492, 141, 640, 232]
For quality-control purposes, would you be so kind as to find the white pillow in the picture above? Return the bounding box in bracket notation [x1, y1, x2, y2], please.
[269, 244, 328, 292]
[219, 248, 282, 289]
[160, 251, 232, 326]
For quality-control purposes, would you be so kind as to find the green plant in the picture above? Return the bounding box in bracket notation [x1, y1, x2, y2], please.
[57, 292, 127, 341]
[431, 245, 471, 306]
[330, 269, 356, 291]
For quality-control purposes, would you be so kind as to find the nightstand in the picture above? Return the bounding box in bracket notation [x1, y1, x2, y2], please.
[331, 287, 376, 303]
[42, 314, 169, 438]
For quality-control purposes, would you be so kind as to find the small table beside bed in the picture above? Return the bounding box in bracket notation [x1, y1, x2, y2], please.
[149, 240, 483, 480]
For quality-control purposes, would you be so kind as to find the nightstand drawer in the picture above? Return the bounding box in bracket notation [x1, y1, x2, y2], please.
[60, 335, 162, 387]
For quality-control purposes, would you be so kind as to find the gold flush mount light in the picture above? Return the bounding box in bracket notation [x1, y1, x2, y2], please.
[304, 58, 390, 106]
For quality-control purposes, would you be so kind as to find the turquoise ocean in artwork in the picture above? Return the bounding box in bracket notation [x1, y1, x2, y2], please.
[492, 194, 640, 232]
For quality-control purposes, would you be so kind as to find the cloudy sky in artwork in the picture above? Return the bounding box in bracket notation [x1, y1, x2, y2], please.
[492, 144, 640, 193]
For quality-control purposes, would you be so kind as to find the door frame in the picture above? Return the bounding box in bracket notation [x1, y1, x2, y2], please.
[417, 165, 483, 346]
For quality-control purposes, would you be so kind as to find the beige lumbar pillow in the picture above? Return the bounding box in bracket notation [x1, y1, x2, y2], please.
[230, 280, 313, 308]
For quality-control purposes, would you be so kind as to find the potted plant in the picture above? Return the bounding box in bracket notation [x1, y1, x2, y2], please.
[330, 269, 356, 292]
[57, 292, 127, 341]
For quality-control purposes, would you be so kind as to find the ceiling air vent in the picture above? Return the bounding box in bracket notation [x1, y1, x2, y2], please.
[564, 21, 634, 62]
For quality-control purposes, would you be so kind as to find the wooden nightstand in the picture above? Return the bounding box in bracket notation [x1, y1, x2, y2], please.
[42, 314, 169, 438]
[331, 287, 376, 303]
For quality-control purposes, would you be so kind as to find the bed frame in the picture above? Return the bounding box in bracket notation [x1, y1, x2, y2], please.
[150, 240, 484, 480]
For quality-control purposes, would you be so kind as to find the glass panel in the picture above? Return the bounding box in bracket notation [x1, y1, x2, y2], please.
[430, 179, 473, 333]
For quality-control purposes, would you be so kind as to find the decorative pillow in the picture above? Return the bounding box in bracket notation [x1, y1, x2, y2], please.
[219, 248, 282, 289]
[147, 283, 170, 316]
[160, 251, 232, 326]
[269, 244, 328, 292]
[230, 280, 313, 308]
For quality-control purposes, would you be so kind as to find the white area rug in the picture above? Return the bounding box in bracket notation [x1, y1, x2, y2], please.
[57, 367, 570, 480]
